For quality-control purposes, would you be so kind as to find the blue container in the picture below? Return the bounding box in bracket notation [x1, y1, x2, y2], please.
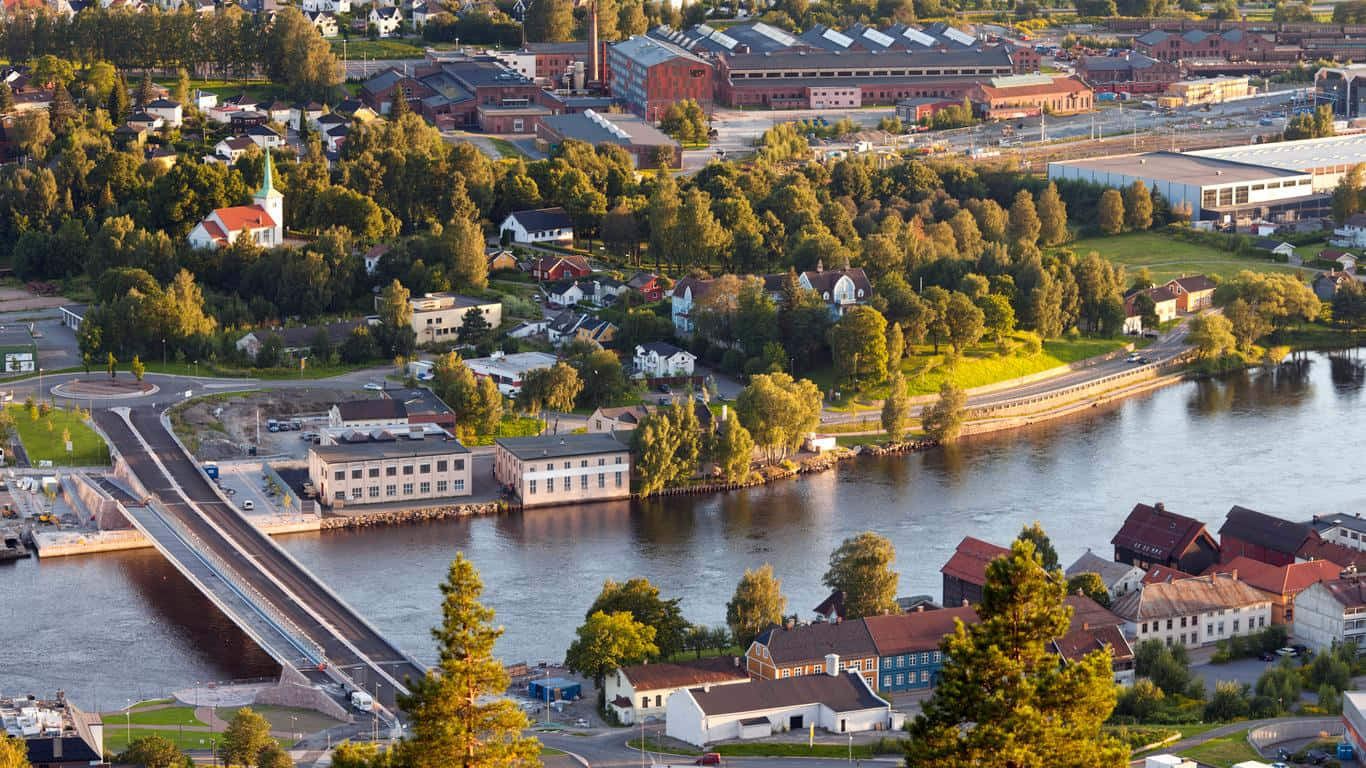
[203, 462, 219, 479]
[1337, 742, 1354, 761]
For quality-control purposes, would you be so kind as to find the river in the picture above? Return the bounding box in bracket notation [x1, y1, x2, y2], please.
[5, 352, 1366, 709]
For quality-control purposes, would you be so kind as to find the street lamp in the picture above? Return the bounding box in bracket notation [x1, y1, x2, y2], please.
[124, 700, 131, 744]
[162, 338, 166, 368]
[848, 733, 853, 764]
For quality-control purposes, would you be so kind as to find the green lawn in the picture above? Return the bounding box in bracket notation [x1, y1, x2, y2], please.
[812, 333, 1129, 409]
[1065, 232, 1305, 282]
[1177, 729, 1262, 768]
[122, 706, 206, 728]
[140, 360, 375, 381]
[102, 727, 237, 754]
[213, 705, 340, 734]
[464, 414, 548, 446]
[488, 137, 523, 158]
[330, 38, 428, 59]
[10, 405, 109, 466]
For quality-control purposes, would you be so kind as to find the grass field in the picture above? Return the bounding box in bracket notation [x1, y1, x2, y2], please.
[1175, 729, 1261, 768]
[123, 706, 206, 728]
[812, 333, 1129, 409]
[488, 137, 523, 158]
[102, 727, 228, 754]
[1065, 232, 1306, 282]
[464, 414, 548, 446]
[141, 360, 374, 381]
[331, 38, 428, 59]
[212, 705, 341, 734]
[10, 405, 109, 466]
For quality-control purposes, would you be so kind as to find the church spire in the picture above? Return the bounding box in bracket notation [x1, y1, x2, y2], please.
[256, 149, 281, 200]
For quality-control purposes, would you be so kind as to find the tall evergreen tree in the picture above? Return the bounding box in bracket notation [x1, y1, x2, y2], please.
[396, 554, 541, 768]
[134, 71, 156, 108]
[107, 75, 129, 124]
[0, 81, 14, 114]
[47, 84, 78, 135]
[906, 535, 1127, 768]
[1036, 182, 1069, 246]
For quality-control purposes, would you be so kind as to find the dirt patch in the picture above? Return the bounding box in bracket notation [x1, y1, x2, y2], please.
[170, 389, 379, 460]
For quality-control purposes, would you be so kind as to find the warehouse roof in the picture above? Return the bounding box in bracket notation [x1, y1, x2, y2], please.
[722, 45, 1010, 72]
[311, 436, 469, 462]
[612, 35, 710, 68]
[1189, 133, 1366, 175]
[496, 433, 628, 459]
[538, 110, 678, 148]
[1050, 152, 1308, 186]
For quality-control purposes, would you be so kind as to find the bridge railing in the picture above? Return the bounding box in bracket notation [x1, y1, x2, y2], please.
[961, 350, 1193, 419]
[144, 497, 328, 668]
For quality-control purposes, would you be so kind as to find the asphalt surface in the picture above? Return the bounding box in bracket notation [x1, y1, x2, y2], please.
[95, 407, 426, 710]
[537, 726, 901, 768]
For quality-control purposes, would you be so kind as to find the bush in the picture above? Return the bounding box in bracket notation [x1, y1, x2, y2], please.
[1204, 681, 1251, 722]
[1105, 725, 1179, 750]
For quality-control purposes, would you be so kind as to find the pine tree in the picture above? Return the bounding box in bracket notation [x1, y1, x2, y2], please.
[389, 86, 411, 120]
[0, 81, 14, 114]
[906, 534, 1127, 768]
[395, 554, 541, 768]
[47, 84, 77, 135]
[135, 71, 155, 107]
[1036, 182, 1069, 246]
[107, 76, 129, 124]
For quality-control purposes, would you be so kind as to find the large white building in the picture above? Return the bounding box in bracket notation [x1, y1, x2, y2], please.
[1291, 576, 1366, 652]
[398, 292, 502, 345]
[308, 435, 473, 507]
[633, 342, 696, 378]
[1110, 571, 1272, 648]
[1047, 151, 1322, 227]
[665, 664, 895, 748]
[465, 351, 559, 396]
[1189, 133, 1366, 193]
[188, 151, 284, 249]
[604, 659, 749, 725]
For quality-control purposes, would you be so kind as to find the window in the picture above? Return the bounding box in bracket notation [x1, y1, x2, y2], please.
[1233, 619, 1239, 632]
[403, 483, 414, 495]
[563, 477, 571, 491]
[437, 480, 448, 493]
[655, 695, 661, 707]
[454, 479, 464, 491]
[598, 473, 605, 488]
[640, 696, 647, 708]
[545, 463, 552, 471]
[403, 465, 414, 475]
[351, 469, 362, 479]
[455, 459, 464, 471]
[334, 470, 344, 480]
[386, 466, 396, 476]
[334, 490, 344, 500]
[420, 464, 431, 474]
[920, 671, 929, 683]
[420, 482, 430, 494]
[1142, 622, 1148, 633]
[1166, 619, 1173, 630]
[895, 673, 904, 685]
[581, 475, 588, 489]
[529, 479, 537, 494]
[351, 487, 362, 499]
[386, 484, 396, 497]
[782, 669, 790, 678]
[885, 675, 893, 688]
[437, 460, 448, 472]
[616, 472, 623, 487]
[1180, 616, 1187, 628]
[563, 461, 571, 470]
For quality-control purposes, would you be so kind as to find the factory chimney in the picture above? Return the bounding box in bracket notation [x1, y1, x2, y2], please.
[587, 1, 600, 86]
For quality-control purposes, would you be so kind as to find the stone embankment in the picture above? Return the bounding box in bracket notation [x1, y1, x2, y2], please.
[318, 501, 502, 529]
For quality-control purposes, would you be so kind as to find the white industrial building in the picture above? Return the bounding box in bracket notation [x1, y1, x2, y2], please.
[465, 351, 559, 396]
[604, 659, 749, 725]
[664, 660, 896, 748]
[1047, 151, 1323, 227]
[1189, 133, 1366, 193]
[1291, 577, 1366, 652]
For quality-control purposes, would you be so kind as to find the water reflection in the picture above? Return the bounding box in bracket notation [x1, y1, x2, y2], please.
[1330, 354, 1366, 394]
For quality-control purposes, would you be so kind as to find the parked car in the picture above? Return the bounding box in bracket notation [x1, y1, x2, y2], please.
[363, 382, 384, 391]
[694, 755, 723, 766]
[242, 500, 254, 511]
[1305, 749, 1330, 765]
[658, 384, 671, 394]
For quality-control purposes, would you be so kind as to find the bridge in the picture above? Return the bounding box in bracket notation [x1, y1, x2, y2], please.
[92, 407, 426, 713]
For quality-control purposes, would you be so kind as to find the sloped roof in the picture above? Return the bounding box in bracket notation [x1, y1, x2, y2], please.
[638, 341, 688, 358]
[1111, 502, 1209, 562]
[940, 536, 1010, 588]
[672, 276, 714, 300]
[510, 206, 573, 232]
[863, 606, 977, 657]
[619, 657, 748, 692]
[1296, 537, 1363, 568]
[688, 671, 885, 716]
[976, 75, 1090, 99]
[1307, 577, 1366, 609]
[802, 267, 872, 298]
[213, 204, 276, 233]
[1065, 593, 1124, 631]
[1052, 623, 1134, 665]
[335, 399, 406, 422]
[1111, 572, 1270, 621]
[1204, 556, 1340, 598]
[754, 620, 876, 665]
[1141, 563, 1192, 585]
[1218, 505, 1314, 556]
[594, 404, 652, 425]
[1170, 275, 1216, 293]
[1065, 550, 1141, 588]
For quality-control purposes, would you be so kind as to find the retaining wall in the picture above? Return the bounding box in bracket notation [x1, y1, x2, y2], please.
[32, 529, 149, 557]
[319, 501, 502, 529]
[903, 344, 1137, 407]
[253, 666, 352, 722]
[1248, 718, 1342, 750]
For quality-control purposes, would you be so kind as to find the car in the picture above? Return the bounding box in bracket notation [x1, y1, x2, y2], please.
[1305, 749, 1330, 764]
[1292, 643, 1309, 655]
[658, 397, 670, 405]
[1137, 356, 1150, 364]
[658, 384, 672, 394]
[363, 382, 384, 391]
[1143, 331, 1158, 339]
[694, 755, 722, 766]
[1270, 763, 1290, 768]
[1276, 647, 1297, 657]
[1126, 353, 1142, 363]
[1258, 650, 1276, 661]
[242, 500, 254, 511]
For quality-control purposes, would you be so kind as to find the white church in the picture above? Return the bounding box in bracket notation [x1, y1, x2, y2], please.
[188, 151, 284, 250]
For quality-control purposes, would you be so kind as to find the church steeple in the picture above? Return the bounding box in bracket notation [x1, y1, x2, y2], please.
[255, 149, 282, 201]
[253, 150, 284, 245]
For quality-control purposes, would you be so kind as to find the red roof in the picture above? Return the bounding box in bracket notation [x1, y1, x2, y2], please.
[618, 657, 748, 691]
[976, 75, 1090, 99]
[1203, 556, 1340, 598]
[863, 606, 978, 657]
[940, 536, 1010, 588]
[1141, 563, 1191, 585]
[1296, 537, 1363, 569]
[1111, 502, 1210, 563]
[199, 219, 227, 244]
[213, 204, 275, 234]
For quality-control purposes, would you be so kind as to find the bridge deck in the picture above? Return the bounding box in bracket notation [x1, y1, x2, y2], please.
[96, 409, 425, 709]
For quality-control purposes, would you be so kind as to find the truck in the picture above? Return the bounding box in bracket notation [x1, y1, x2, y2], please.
[350, 690, 374, 712]
[203, 462, 219, 480]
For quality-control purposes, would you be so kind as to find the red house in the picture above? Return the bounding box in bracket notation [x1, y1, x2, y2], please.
[1218, 505, 1318, 567]
[941, 536, 1010, 608]
[626, 272, 663, 301]
[1112, 502, 1219, 575]
[533, 254, 591, 282]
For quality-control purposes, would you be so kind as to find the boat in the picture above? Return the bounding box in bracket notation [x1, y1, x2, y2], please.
[0, 532, 30, 562]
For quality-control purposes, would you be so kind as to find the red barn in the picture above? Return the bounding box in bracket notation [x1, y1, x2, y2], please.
[533, 254, 591, 282]
[1218, 505, 1318, 567]
[626, 272, 663, 301]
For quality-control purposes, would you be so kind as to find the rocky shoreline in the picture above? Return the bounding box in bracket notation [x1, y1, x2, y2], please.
[319, 501, 504, 529]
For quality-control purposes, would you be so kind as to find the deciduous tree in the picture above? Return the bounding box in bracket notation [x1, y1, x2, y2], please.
[1098, 189, 1125, 235]
[221, 709, 272, 768]
[1187, 313, 1237, 359]
[710, 413, 754, 484]
[726, 564, 787, 648]
[117, 735, 186, 768]
[564, 611, 658, 687]
[823, 532, 899, 619]
[1036, 182, 1069, 246]
[1008, 188, 1041, 248]
[1017, 521, 1060, 572]
[734, 372, 822, 461]
[1065, 572, 1111, 608]
[586, 578, 688, 659]
[828, 305, 888, 389]
[921, 381, 965, 444]
[881, 368, 908, 441]
[1124, 180, 1153, 231]
[1, 734, 31, 768]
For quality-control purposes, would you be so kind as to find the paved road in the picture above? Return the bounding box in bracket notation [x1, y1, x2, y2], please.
[537, 726, 900, 768]
[95, 406, 426, 711]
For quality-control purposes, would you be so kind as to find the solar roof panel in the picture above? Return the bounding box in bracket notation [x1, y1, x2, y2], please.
[753, 22, 798, 47]
[942, 26, 975, 45]
[863, 28, 895, 46]
[822, 28, 854, 47]
[902, 27, 935, 46]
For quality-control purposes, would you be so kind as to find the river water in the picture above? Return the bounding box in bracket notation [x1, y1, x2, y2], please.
[5, 352, 1366, 709]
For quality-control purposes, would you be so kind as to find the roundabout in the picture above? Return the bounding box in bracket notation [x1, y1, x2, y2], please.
[51, 378, 160, 399]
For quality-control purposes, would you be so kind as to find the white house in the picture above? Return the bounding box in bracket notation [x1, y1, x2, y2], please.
[664, 664, 895, 748]
[125, 111, 164, 132]
[188, 151, 284, 250]
[634, 342, 696, 378]
[1065, 550, 1145, 603]
[246, 124, 284, 150]
[1254, 238, 1297, 258]
[604, 659, 748, 726]
[465, 351, 559, 396]
[1336, 213, 1366, 248]
[194, 89, 218, 111]
[307, 11, 340, 36]
[1291, 576, 1366, 653]
[410, 0, 432, 26]
[1110, 572, 1273, 649]
[214, 136, 256, 163]
[291, 101, 325, 131]
[500, 207, 574, 245]
[324, 124, 350, 153]
[545, 281, 585, 307]
[798, 265, 873, 318]
[369, 6, 402, 37]
[144, 98, 183, 128]
[301, 0, 349, 12]
[671, 277, 712, 334]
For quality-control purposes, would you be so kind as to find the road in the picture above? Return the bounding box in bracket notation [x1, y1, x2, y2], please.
[94, 406, 427, 710]
[537, 726, 900, 768]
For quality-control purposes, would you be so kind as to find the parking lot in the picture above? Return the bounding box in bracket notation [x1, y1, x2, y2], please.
[214, 461, 318, 523]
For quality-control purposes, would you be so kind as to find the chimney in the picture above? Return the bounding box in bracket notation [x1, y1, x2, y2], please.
[1155, 501, 1165, 512]
[916, 604, 924, 612]
[962, 599, 969, 607]
[824, 653, 840, 676]
[586, 2, 601, 85]
[785, 617, 795, 630]
[1082, 622, 1089, 631]
[1231, 569, 1238, 581]
[702, 683, 711, 693]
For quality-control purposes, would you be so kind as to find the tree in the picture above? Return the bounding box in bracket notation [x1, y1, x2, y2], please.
[131, 354, 145, 381]
[0, 734, 30, 768]
[106, 76, 129, 124]
[921, 381, 965, 444]
[734, 372, 822, 461]
[1036, 182, 1069, 246]
[659, 99, 708, 143]
[1187, 314, 1236, 360]
[726, 564, 787, 648]
[564, 610, 658, 687]
[1332, 163, 1364, 224]
[977, 294, 1016, 342]
[587, 577, 688, 659]
[395, 554, 540, 768]
[823, 532, 899, 619]
[107, 352, 118, 379]
[631, 407, 686, 496]
[256, 744, 292, 768]
[457, 307, 492, 346]
[524, 0, 574, 41]
[1017, 522, 1059, 572]
[1098, 189, 1125, 235]
[1008, 188, 1041, 248]
[944, 292, 985, 354]
[1066, 572, 1111, 608]
[266, 8, 344, 100]
[711, 413, 754, 484]
[118, 735, 186, 768]
[828, 305, 888, 389]
[515, 362, 581, 419]
[1132, 292, 1159, 333]
[906, 535, 1127, 768]
[1124, 180, 1153, 231]
[0, 81, 13, 114]
[221, 709, 273, 768]
[328, 742, 386, 768]
[882, 369, 909, 441]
